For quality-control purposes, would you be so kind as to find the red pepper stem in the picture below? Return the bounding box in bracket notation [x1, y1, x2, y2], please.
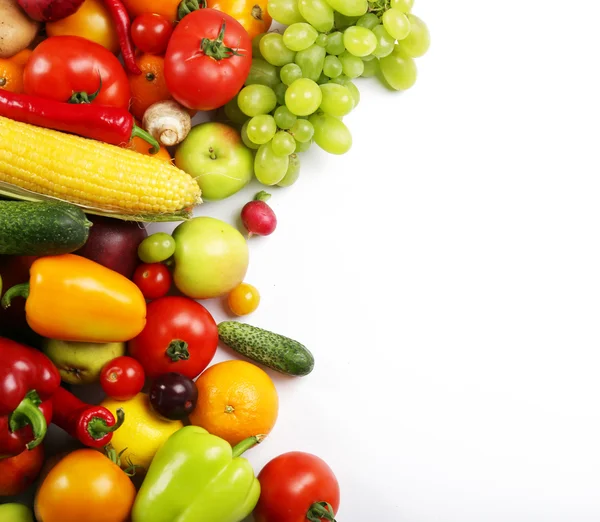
[200, 22, 244, 60]
[231, 434, 264, 458]
[9, 391, 47, 450]
[1, 282, 29, 309]
[166, 340, 190, 362]
[307, 502, 337, 522]
[131, 125, 160, 154]
[87, 408, 125, 440]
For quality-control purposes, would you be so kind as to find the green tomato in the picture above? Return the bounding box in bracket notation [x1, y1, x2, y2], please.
[175, 123, 254, 201]
[0, 503, 34, 522]
[138, 232, 176, 264]
[172, 217, 249, 299]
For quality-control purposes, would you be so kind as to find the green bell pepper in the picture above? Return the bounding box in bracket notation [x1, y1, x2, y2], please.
[132, 425, 261, 522]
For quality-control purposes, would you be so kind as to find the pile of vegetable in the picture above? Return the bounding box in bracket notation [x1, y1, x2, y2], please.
[0, 0, 429, 519]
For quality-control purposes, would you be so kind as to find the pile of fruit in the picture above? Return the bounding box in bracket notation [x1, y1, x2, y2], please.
[0, 0, 429, 520]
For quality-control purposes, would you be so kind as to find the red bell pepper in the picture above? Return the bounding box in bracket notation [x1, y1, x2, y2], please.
[51, 387, 124, 449]
[0, 338, 61, 459]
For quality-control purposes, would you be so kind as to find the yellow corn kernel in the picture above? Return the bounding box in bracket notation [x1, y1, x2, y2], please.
[0, 116, 201, 219]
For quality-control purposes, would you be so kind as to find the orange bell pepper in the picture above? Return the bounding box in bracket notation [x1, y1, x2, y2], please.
[1, 254, 146, 343]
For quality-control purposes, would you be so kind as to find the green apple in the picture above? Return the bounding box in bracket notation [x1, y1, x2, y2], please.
[175, 122, 254, 201]
[172, 217, 249, 299]
[42, 339, 126, 385]
[0, 503, 34, 522]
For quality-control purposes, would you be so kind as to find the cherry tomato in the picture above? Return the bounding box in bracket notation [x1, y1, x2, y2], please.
[254, 452, 341, 522]
[46, 0, 120, 54]
[227, 282, 260, 316]
[128, 296, 218, 380]
[164, 8, 252, 111]
[131, 14, 173, 55]
[207, 0, 272, 40]
[133, 263, 172, 299]
[23, 36, 131, 109]
[100, 356, 145, 401]
[35, 449, 136, 522]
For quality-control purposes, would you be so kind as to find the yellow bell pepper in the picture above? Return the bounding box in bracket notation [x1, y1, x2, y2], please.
[1, 254, 146, 342]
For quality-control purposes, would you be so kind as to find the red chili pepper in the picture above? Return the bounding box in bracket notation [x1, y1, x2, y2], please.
[51, 387, 125, 449]
[0, 90, 159, 152]
[0, 338, 61, 459]
[103, 0, 142, 75]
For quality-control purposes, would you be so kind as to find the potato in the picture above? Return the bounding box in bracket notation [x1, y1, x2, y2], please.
[0, 0, 40, 58]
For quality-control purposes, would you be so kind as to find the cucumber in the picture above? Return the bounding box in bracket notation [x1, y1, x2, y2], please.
[218, 322, 314, 376]
[0, 201, 92, 255]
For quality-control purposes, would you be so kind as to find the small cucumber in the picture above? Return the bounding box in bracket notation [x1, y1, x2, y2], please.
[218, 322, 314, 376]
[0, 201, 91, 255]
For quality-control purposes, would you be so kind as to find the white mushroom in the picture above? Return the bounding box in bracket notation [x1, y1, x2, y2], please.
[143, 100, 192, 147]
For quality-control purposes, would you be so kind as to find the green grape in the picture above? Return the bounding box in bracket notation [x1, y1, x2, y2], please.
[224, 95, 249, 125]
[325, 0, 367, 16]
[315, 33, 328, 47]
[285, 78, 322, 116]
[330, 74, 350, 85]
[339, 51, 364, 78]
[379, 45, 417, 90]
[289, 118, 315, 142]
[274, 83, 288, 105]
[309, 113, 352, 155]
[361, 57, 380, 77]
[271, 131, 297, 156]
[398, 14, 430, 57]
[245, 59, 281, 88]
[260, 33, 297, 66]
[298, 0, 334, 33]
[237, 85, 277, 117]
[382, 8, 411, 41]
[317, 72, 329, 85]
[280, 63, 303, 85]
[267, 0, 305, 25]
[325, 31, 345, 55]
[391, 0, 414, 13]
[343, 26, 377, 57]
[241, 121, 260, 149]
[334, 12, 360, 30]
[295, 44, 326, 81]
[246, 114, 277, 144]
[254, 141, 290, 185]
[319, 83, 354, 117]
[346, 81, 360, 107]
[356, 12, 380, 30]
[277, 154, 301, 187]
[372, 24, 395, 58]
[362, 54, 376, 61]
[252, 33, 265, 59]
[294, 139, 312, 152]
[323, 55, 343, 78]
[283, 23, 318, 52]
[274, 105, 297, 129]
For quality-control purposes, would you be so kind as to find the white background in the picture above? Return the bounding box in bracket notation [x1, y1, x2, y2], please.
[12, 0, 600, 520]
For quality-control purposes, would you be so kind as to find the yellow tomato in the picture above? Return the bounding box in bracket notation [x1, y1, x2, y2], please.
[101, 393, 183, 472]
[46, 0, 120, 54]
[207, 0, 272, 40]
[227, 282, 260, 316]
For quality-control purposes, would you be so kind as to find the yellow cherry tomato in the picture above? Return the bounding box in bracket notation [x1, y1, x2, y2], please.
[46, 0, 120, 54]
[227, 283, 260, 316]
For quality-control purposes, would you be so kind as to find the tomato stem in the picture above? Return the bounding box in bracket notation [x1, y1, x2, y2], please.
[200, 22, 245, 60]
[166, 339, 190, 361]
[307, 502, 337, 522]
[69, 75, 103, 104]
[177, 0, 207, 20]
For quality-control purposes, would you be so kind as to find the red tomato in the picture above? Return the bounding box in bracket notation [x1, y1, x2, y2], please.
[254, 452, 341, 522]
[131, 14, 173, 54]
[133, 263, 172, 300]
[23, 35, 131, 108]
[100, 356, 146, 401]
[128, 296, 218, 380]
[0, 444, 44, 496]
[164, 8, 252, 111]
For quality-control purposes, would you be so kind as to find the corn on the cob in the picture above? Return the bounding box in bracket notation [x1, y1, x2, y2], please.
[0, 116, 202, 222]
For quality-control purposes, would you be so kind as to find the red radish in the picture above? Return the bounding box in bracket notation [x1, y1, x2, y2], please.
[241, 191, 277, 237]
[17, 0, 84, 21]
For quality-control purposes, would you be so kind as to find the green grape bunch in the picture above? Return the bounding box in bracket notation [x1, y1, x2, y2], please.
[219, 0, 430, 188]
